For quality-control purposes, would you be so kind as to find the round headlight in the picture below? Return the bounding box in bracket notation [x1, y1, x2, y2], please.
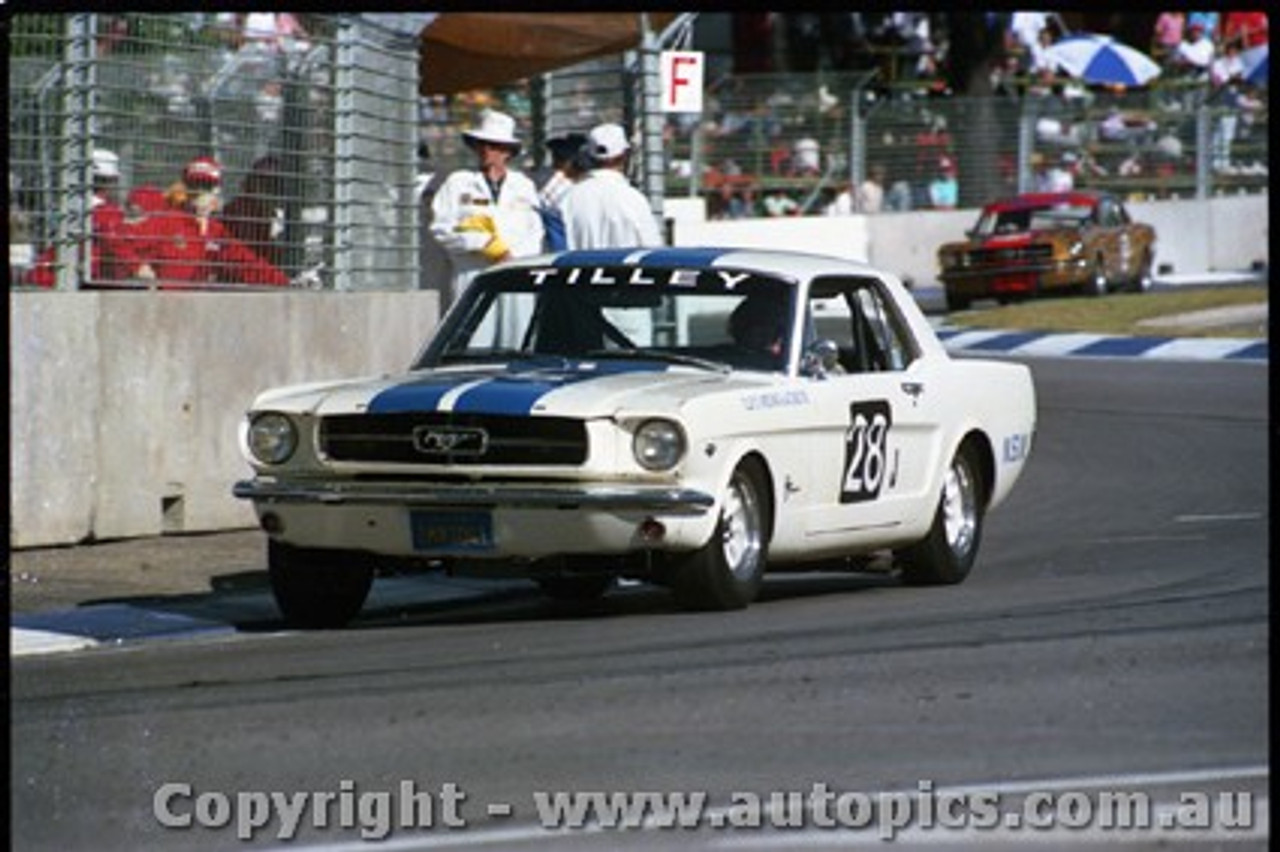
[247, 412, 298, 465]
[633, 419, 686, 472]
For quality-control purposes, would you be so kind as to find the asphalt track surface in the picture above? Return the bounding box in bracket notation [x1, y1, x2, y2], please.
[9, 355, 1269, 851]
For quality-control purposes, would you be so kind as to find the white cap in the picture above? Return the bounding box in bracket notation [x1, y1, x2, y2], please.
[587, 123, 630, 160]
[462, 109, 522, 153]
[92, 148, 121, 180]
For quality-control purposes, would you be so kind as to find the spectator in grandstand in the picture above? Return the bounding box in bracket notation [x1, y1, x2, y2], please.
[1027, 26, 1058, 79]
[23, 148, 131, 287]
[884, 178, 914, 213]
[1185, 12, 1220, 44]
[1209, 41, 1245, 88]
[826, 164, 887, 215]
[1042, 151, 1077, 192]
[789, 137, 822, 177]
[927, 156, 958, 209]
[1172, 22, 1215, 79]
[221, 155, 287, 269]
[1221, 12, 1267, 50]
[560, 123, 662, 251]
[858, 164, 888, 213]
[240, 12, 310, 56]
[1208, 46, 1257, 174]
[431, 109, 544, 307]
[1007, 12, 1053, 65]
[1151, 11, 1186, 64]
[762, 189, 800, 217]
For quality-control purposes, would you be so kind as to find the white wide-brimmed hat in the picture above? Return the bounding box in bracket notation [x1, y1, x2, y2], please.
[463, 109, 522, 154]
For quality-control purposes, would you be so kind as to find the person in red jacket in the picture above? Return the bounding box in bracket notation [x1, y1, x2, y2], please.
[116, 184, 179, 283]
[24, 149, 132, 287]
[153, 156, 291, 287]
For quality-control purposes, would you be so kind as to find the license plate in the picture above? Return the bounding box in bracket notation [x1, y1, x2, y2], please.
[410, 510, 494, 552]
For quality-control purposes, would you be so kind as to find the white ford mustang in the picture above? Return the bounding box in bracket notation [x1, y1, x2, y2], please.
[234, 248, 1036, 627]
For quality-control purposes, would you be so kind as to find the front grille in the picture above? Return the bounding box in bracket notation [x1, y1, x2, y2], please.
[965, 244, 1054, 266]
[320, 413, 588, 466]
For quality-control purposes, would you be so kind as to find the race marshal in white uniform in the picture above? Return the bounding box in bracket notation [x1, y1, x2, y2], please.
[431, 109, 543, 307]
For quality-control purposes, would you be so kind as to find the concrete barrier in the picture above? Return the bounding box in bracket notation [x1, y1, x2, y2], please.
[11, 290, 439, 548]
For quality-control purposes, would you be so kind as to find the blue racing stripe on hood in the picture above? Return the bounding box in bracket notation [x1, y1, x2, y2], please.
[368, 360, 668, 416]
[367, 370, 494, 414]
[452, 359, 667, 414]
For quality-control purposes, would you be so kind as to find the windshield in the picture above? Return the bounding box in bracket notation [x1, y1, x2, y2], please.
[417, 264, 797, 373]
[974, 203, 1096, 236]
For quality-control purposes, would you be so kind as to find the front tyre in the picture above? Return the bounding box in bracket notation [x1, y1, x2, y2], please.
[899, 442, 985, 586]
[1084, 255, 1108, 297]
[268, 540, 374, 628]
[673, 459, 769, 610]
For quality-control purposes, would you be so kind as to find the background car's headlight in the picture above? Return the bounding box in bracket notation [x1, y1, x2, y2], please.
[633, 419, 685, 471]
[247, 412, 298, 465]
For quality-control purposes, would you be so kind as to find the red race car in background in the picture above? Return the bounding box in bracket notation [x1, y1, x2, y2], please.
[937, 191, 1157, 312]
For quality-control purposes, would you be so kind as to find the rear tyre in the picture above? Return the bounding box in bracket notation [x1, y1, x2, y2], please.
[672, 459, 769, 610]
[268, 540, 374, 629]
[1128, 250, 1154, 293]
[945, 291, 971, 312]
[899, 442, 985, 586]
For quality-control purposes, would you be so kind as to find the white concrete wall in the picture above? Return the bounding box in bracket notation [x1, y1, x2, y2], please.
[672, 195, 1269, 287]
[11, 291, 439, 548]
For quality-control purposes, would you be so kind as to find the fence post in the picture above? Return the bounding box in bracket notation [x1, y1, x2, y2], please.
[333, 15, 357, 291]
[1017, 103, 1035, 195]
[56, 13, 96, 291]
[637, 14, 666, 233]
[1195, 104, 1211, 200]
[849, 90, 863, 193]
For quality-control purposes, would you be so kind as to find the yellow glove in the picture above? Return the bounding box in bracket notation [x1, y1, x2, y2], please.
[481, 235, 510, 262]
[459, 215, 508, 262]
[456, 214, 496, 235]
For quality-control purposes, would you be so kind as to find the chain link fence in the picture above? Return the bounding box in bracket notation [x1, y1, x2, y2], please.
[9, 14, 1268, 292]
[9, 13, 421, 291]
[662, 73, 1267, 219]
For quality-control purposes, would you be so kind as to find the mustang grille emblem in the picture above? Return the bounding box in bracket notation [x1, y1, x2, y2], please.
[411, 426, 489, 456]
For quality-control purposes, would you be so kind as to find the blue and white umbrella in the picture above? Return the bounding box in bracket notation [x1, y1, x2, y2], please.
[1241, 43, 1268, 87]
[1044, 33, 1162, 88]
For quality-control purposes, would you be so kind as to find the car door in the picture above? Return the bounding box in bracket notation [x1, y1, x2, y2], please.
[801, 277, 945, 550]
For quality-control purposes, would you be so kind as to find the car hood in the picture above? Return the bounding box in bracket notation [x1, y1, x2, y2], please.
[254, 358, 767, 420]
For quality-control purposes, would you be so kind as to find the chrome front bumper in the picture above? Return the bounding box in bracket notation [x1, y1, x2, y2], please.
[233, 478, 715, 514]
